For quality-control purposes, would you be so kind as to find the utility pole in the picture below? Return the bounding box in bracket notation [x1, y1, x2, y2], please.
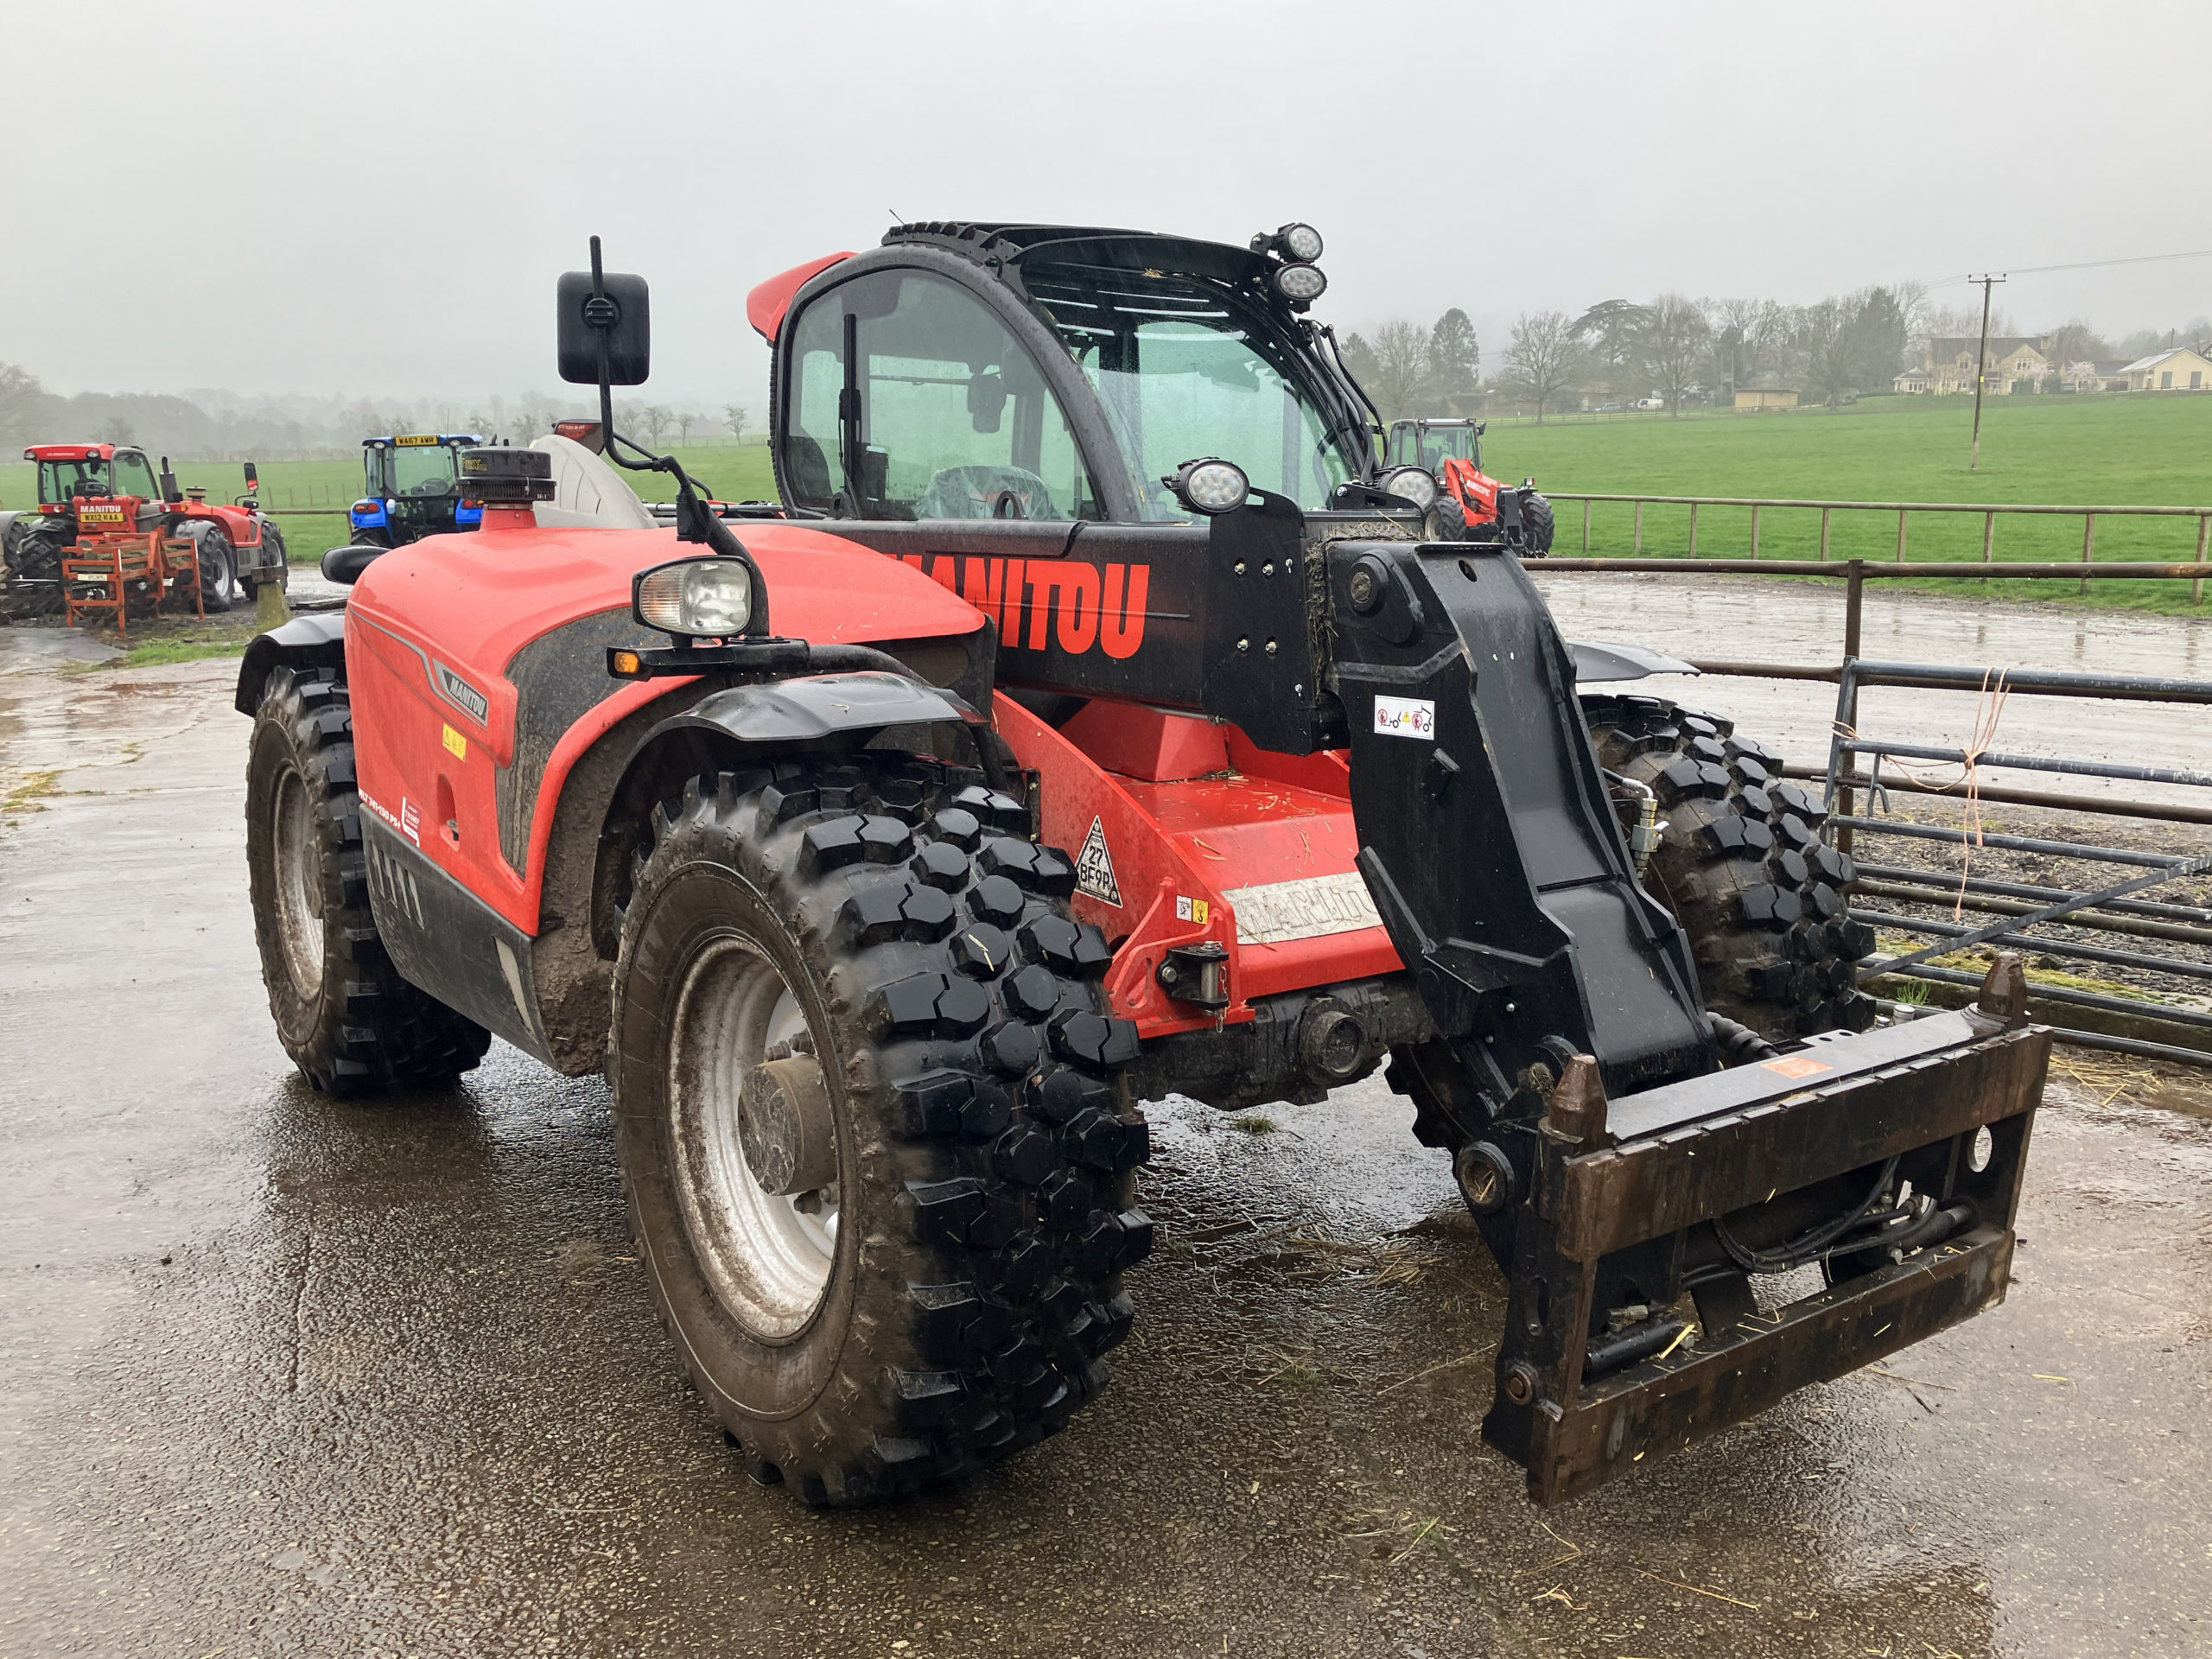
[1967, 272, 2005, 473]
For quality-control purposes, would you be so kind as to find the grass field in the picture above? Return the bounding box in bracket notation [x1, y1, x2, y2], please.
[6, 399, 2204, 610]
[1478, 392, 2212, 613]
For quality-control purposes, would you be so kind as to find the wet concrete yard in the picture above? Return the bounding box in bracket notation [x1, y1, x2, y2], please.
[3, 584, 2209, 1657]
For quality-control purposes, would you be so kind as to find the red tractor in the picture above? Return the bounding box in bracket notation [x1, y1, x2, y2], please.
[236, 222, 2045, 1510]
[1384, 416, 1555, 555]
[2, 443, 288, 618]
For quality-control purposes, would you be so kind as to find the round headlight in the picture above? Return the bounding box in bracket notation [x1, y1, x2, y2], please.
[1279, 222, 1324, 263]
[1376, 466, 1438, 512]
[1165, 457, 1250, 516]
[636, 557, 754, 637]
[1272, 263, 1327, 304]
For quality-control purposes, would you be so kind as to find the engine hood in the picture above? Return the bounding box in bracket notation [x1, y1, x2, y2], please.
[348, 519, 988, 677]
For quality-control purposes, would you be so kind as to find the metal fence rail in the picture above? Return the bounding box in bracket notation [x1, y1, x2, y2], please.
[1816, 658, 2212, 1064]
[1543, 491, 2212, 599]
[1527, 556, 2212, 1065]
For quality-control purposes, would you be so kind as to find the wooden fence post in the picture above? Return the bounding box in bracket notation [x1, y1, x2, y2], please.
[2196, 513, 2209, 606]
[2080, 512, 2096, 594]
[1818, 505, 1831, 560]
[1688, 501, 1699, 557]
[1581, 499, 1591, 553]
[1749, 504, 1761, 558]
[1633, 499, 1643, 555]
[1895, 508, 1908, 563]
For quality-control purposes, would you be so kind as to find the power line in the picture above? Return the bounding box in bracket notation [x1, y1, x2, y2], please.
[1931, 247, 2212, 286]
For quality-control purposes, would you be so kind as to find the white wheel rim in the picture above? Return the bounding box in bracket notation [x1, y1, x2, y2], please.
[668, 935, 838, 1339]
[270, 767, 323, 995]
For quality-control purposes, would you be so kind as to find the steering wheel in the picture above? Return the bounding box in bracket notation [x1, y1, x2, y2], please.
[409, 478, 454, 498]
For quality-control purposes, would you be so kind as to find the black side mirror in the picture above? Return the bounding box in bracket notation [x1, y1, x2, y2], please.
[158, 455, 182, 505]
[243, 461, 259, 492]
[557, 263, 651, 386]
[321, 543, 386, 585]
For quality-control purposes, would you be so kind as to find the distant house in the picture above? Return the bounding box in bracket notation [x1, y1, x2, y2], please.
[1897, 336, 2051, 395]
[1735, 385, 1799, 411]
[2120, 346, 2212, 391]
[2056, 359, 2132, 392]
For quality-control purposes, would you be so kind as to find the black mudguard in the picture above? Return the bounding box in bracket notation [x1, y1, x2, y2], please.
[235, 613, 347, 715]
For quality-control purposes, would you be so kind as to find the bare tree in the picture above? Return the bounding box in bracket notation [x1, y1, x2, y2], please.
[2046, 318, 2111, 368]
[1637, 294, 1710, 414]
[723, 404, 751, 442]
[677, 409, 696, 445]
[1363, 320, 1433, 419]
[623, 403, 675, 448]
[1500, 312, 1583, 423]
[1797, 298, 1859, 405]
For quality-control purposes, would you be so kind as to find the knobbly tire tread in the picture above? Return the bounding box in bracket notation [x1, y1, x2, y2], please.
[1521, 490, 1555, 556]
[195, 528, 235, 613]
[245, 665, 492, 1093]
[1581, 694, 1877, 1040]
[610, 752, 1149, 1508]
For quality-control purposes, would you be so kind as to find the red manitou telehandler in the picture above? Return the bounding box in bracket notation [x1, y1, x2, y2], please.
[1383, 416, 1555, 555]
[3, 444, 287, 621]
[235, 222, 2046, 1509]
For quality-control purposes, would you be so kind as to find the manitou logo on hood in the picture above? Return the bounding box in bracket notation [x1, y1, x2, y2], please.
[896, 554, 1149, 659]
[77, 505, 127, 524]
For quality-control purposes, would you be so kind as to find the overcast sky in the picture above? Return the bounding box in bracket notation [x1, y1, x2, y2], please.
[5, 0, 2207, 407]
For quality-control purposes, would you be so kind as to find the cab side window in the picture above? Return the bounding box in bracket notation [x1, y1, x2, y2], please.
[114, 454, 158, 499]
[784, 271, 1098, 521]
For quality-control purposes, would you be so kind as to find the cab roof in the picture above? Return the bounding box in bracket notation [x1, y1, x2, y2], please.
[363, 434, 483, 448]
[23, 442, 142, 461]
[744, 222, 1279, 341]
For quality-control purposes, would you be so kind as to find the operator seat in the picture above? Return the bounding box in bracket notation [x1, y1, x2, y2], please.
[528, 434, 659, 530]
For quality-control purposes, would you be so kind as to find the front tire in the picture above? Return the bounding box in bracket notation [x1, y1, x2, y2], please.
[1520, 490, 1555, 556]
[611, 753, 1150, 1505]
[8, 531, 65, 615]
[245, 666, 492, 1092]
[1583, 695, 1877, 1039]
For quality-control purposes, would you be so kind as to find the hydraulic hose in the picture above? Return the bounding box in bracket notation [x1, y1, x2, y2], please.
[1713, 1154, 1902, 1274]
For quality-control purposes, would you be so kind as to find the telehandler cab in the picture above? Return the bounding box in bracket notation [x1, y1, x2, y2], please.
[237, 220, 2046, 1509]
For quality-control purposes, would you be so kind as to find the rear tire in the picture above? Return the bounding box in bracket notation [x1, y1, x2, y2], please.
[610, 753, 1149, 1505]
[1583, 694, 1876, 1039]
[194, 530, 235, 613]
[245, 666, 492, 1092]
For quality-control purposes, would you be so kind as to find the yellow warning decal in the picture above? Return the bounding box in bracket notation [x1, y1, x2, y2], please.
[442, 724, 467, 759]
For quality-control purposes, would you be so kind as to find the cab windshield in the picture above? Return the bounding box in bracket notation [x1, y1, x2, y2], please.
[1022, 261, 1363, 518]
[1395, 423, 1481, 472]
[372, 441, 462, 498]
[38, 458, 111, 505]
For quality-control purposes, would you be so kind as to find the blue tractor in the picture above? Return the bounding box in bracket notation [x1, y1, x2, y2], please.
[347, 434, 487, 548]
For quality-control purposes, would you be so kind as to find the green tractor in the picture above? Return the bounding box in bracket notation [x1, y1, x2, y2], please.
[346, 434, 487, 548]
